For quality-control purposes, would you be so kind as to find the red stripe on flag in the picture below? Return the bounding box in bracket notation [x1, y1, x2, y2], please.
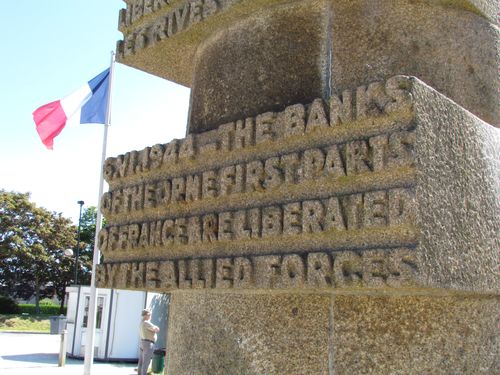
[33, 100, 68, 150]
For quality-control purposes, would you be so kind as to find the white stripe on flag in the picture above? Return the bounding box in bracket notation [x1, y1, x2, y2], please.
[60, 84, 92, 120]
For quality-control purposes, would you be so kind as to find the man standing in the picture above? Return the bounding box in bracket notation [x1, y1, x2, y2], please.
[138, 309, 160, 375]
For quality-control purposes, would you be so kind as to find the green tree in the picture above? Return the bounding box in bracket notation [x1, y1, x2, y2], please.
[44, 214, 81, 312]
[73, 206, 100, 286]
[0, 190, 76, 313]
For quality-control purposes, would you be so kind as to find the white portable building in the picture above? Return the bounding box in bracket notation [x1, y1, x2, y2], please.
[65, 286, 168, 361]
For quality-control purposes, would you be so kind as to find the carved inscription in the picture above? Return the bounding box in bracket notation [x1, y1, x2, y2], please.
[96, 248, 420, 290]
[99, 187, 415, 254]
[101, 131, 415, 216]
[98, 76, 419, 291]
[117, 0, 236, 58]
[119, 0, 171, 28]
[103, 77, 413, 184]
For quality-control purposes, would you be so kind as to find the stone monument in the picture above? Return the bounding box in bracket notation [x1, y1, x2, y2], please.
[97, 1, 499, 373]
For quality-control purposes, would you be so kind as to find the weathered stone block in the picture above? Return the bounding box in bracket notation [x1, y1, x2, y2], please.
[328, 0, 500, 127]
[163, 292, 499, 374]
[411, 79, 500, 292]
[166, 293, 331, 374]
[96, 76, 499, 295]
[106, 1, 499, 373]
[116, 0, 500, 129]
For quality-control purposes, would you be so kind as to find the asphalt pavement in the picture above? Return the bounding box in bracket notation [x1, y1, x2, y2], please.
[0, 332, 137, 375]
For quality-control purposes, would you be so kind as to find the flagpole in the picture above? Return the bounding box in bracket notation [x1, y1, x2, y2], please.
[83, 50, 115, 375]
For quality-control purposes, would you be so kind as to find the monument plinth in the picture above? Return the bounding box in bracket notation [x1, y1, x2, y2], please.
[98, 1, 499, 373]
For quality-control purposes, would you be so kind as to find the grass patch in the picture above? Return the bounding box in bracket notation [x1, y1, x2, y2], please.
[0, 314, 51, 332]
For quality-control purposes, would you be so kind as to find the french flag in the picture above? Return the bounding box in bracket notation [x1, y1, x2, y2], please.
[33, 68, 110, 149]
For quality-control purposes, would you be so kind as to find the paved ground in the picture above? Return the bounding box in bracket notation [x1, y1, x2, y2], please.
[0, 332, 138, 375]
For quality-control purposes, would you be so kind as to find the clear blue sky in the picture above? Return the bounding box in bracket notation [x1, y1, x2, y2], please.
[0, 1, 190, 223]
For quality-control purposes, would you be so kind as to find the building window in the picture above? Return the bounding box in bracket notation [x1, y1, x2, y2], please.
[82, 296, 104, 329]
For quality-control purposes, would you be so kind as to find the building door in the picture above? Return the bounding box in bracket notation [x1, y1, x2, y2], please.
[80, 295, 105, 357]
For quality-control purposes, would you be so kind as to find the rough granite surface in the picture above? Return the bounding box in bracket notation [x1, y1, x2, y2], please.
[165, 292, 499, 374]
[328, 0, 500, 127]
[117, 0, 500, 128]
[166, 292, 331, 375]
[96, 76, 500, 295]
[412, 79, 500, 292]
[189, 0, 328, 133]
[331, 294, 500, 374]
[109, 1, 500, 373]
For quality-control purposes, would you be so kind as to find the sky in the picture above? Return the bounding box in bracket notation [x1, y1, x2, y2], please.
[0, 1, 191, 224]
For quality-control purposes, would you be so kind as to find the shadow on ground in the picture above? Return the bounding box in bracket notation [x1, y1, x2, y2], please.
[1, 353, 57, 365]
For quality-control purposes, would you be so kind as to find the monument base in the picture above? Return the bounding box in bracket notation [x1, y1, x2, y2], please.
[105, 1, 500, 373]
[165, 292, 498, 374]
[96, 76, 500, 374]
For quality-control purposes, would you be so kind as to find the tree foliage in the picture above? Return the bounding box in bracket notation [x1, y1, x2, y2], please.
[0, 190, 81, 313]
[72, 205, 99, 286]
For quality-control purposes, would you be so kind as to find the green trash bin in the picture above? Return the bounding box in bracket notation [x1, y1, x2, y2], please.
[152, 348, 166, 374]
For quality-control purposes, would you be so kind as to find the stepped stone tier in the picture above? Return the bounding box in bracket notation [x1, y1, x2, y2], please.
[98, 1, 499, 373]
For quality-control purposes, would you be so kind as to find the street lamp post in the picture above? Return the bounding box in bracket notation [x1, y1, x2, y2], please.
[75, 200, 84, 285]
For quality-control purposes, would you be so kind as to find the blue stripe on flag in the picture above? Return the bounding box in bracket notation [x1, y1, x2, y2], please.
[80, 68, 110, 124]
